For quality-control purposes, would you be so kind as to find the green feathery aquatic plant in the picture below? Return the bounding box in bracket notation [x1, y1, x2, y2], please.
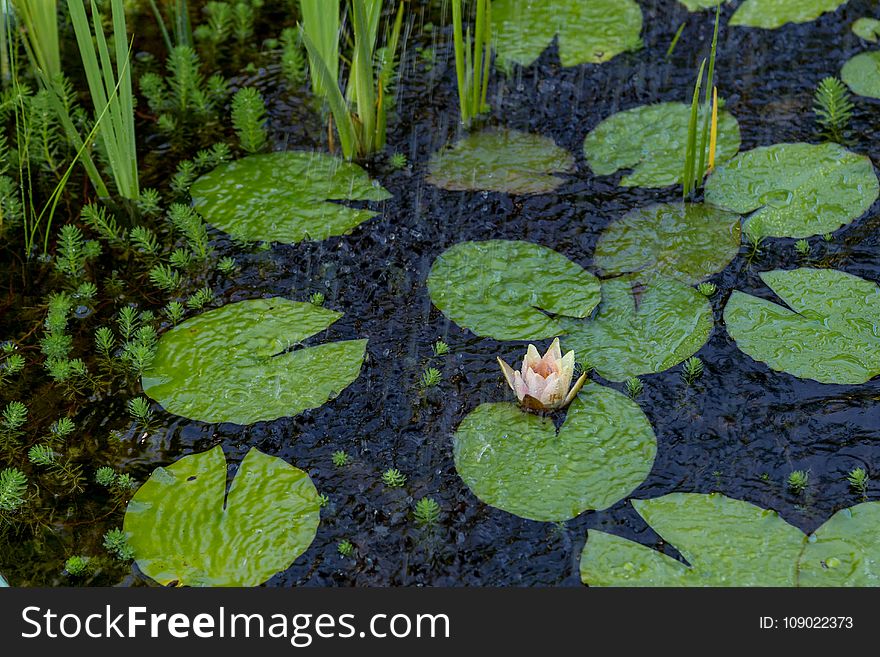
[452, 0, 492, 127]
[813, 77, 852, 141]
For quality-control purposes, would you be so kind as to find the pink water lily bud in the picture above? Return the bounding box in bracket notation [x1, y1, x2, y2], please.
[497, 338, 588, 411]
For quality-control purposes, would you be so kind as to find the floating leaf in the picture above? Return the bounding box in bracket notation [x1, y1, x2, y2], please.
[583, 103, 741, 188]
[704, 142, 878, 239]
[427, 240, 601, 341]
[842, 50, 880, 99]
[678, 0, 726, 11]
[852, 17, 880, 42]
[580, 493, 880, 586]
[593, 203, 741, 284]
[561, 275, 713, 382]
[491, 0, 642, 69]
[724, 268, 880, 384]
[426, 129, 575, 195]
[124, 447, 320, 587]
[189, 151, 391, 244]
[454, 382, 656, 522]
[730, 0, 848, 29]
[143, 298, 367, 424]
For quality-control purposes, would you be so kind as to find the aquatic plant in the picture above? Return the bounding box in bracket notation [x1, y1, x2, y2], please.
[102, 528, 134, 561]
[681, 357, 704, 385]
[68, 0, 139, 200]
[300, 0, 405, 159]
[787, 470, 809, 494]
[28, 444, 83, 493]
[419, 367, 442, 389]
[127, 397, 153, 430]
[497, 338, 587, 412]
[332, 451, 350, 467]
[381, 468, 406, 488]
[300, 0, 340, 100]
[625, 377, 643, 399]
[309, 292, 325, 306]
[337, 539, 355, 557]
[280, 27, 307, 85]
[847, 467, 869, 498]
[413, 497, 441, 527]
[64, 555, 91, 576]
[432, 340, 449, 357]
[794, 239, 810, 257]
[389, 152, 407, 169]
[217, 257, 236, 275]
[231, 87, 268, 153]
[148, 0, 192, 52]
[451, 0, 491, 126]
[95, 467, 116, 488]
[11, 0, 60, 78]
[698, 282, 717, 297]
[0, 467, 28, 511]
[813, 77, 852, 141]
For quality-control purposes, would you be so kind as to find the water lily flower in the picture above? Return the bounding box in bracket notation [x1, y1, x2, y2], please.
[497, 338, 587, 411]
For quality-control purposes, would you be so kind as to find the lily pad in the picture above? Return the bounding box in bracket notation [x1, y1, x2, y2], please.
[453, 382, 656, 522]
[724, 268, 880, 384]
[583, 103, 741, 188]
[561, 275, 713, 382]
[142, 298, 367, 424]
[678, 0, 726, 11]
[492, 0, 643, 69]
[427, 240, 601, 341]
[426, 129, 575, 195]
[852, 17, 880, 42]
[124, 447, 320, 587]
[842, 50, 880, 99]
[704, 142, 879, 239]
[580, 493, 880, 586]
[189, 151, 391, 244]
[593, 203, 741, 284]
[730, 0, 848, 29]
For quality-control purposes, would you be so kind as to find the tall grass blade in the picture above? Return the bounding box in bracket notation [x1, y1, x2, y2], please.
[696, 6, 720, 187]
[683, 58, 706, 199]
[301, 0, 340, 99]
[11, 0, 60, 78]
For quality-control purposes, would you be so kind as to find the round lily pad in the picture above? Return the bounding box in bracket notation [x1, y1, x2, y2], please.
[730, 0, 848, 29]
[142, 298, 367, 424]
[124, 446, 320, 587]
[842, 50, 880, 99]
[454, 382, 656, 522]
[704, 142, 879, 239]
[427, 240, 601, 341]
[678, 0, 726, 11]
[580, 493, 880, 586]
[189, 151, 391, 244]
[561, 275, 713, 382]
[492, 0, 643, 69]
[426, 129, 575, 195]
[724, 268, 880, 384]
[852, 17, 880, 42]
[583, 102, 741, 188]
[593, 203, 741, 284]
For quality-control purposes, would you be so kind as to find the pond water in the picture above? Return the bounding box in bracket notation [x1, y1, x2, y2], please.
[3, 0, 880, 586]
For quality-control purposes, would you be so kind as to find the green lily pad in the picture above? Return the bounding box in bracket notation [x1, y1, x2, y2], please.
[124, 446, 320, 587]
[724, 268, 880, 384]
[704, 142, 879, 239]
[142, 298, 367, 424]
[583, 103, 741, 188]
[426, 129, 575, 195]
[189, 151, 391, 244]
[580, 493, 880, 586]
[593, 203, 741, 284]
[492, 0, 643, 69]
[730, 0, 848, 29]
[427, 240, 601, 341]
[561, 275, 713, 382]
[852, 17, 880, 42]
[842, 50, 880, 99]
[678, 0, 726, 11]
[454, 382, 656, 522]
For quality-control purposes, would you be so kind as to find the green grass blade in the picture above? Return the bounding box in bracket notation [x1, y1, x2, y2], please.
[683, 58, 706, 199]
[696, 6, 721, 185]
[452, 0, 468, 124]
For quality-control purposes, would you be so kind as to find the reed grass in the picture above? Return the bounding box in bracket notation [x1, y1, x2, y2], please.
[300, 0, 340, 100]
[452, 0, 491, 126]
[11, 0, 60, 78]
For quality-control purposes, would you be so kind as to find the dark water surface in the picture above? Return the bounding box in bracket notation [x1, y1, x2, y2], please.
[5, 0, 880, 586]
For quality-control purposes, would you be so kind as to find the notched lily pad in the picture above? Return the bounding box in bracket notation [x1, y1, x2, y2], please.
[730, 0, 848, 29]
[593, 203, 741, 284]
[189, 151, 391, 244]
[453, 382, 656, 522]
[724, 268, 880, 384]
[583, 102, 741, 188]
[426, 129, 575, 195]
[142, 298, 367, 424]
[704, 142, 879, 239]
[427, 240, 601, 341]
[561, 275, 713, 382]
[124, 446, 320, 587]
[580, 493, 880, 586]
[492, 0, 643, 69]
[842, 50, 880, 99]
[852, 17, 880, 42]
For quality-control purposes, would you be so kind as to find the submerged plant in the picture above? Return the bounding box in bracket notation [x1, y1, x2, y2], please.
[128, 397, 153, 429]
[96, 466, 117, 487]
[787, 470, 809, 495]
[794, 238, 811, 256]
[389, 152, 407, 169]
[332, 450, 350, 467]
[0, 468, 28, 512]
[103, 528, 134, 560]
[452, 0, 492, 127]
[309, 292, 325, 306]
[419, 367, 442, 388]
[625, 376, 643, 399]
[413, 497, 441, 527]
[381, 468, 406, 488]
[63, 555, 91, 576]
[697, 282, 717, 297]
[813, 77, 852, 141]
[498, 338, 587, 412]
[337, 539, 355, 557]
[217, 256, 236, 275]
[847, 467, 869, 498]
[432, 340, 449, 357]
[231, 87, 268, 153]
[681, 357, 704, 385]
